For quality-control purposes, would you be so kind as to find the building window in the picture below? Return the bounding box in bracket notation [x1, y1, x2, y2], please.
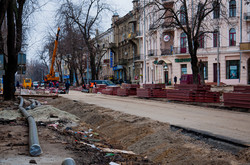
[198, 32, 204, 48]
[213, 31, 219, 47]
[226, 60, 239, 79]
[229, 28, 236, 46]
[213, 2, 220, 19]
[204, 62, 208, 80]
[181, 64, 187, 75]
[180, 6, 186, 25]
[229, 0, 236, 17]
[180, 32, 187, 53]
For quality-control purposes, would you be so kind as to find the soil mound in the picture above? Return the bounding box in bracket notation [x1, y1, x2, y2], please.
[48, 97, 250, 164]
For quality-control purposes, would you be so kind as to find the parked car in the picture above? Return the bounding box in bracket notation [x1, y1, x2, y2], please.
[90, 80, 116, 86]
[33, 81, 39, 89]
[58, 87, 66, 94]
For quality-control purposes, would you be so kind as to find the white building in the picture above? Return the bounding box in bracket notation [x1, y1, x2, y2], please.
[139, 0, 250, 85]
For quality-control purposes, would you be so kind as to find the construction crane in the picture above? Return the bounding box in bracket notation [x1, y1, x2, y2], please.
[44, 27, 60, 82]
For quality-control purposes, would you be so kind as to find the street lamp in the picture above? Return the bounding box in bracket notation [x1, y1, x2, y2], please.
[143, 0, 147, 84]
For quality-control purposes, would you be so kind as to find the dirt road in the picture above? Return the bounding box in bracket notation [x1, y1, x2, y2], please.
[62, 91, 250, 146]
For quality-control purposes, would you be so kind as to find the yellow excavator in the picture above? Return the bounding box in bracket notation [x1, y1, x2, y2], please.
[44, 27, 60, 82]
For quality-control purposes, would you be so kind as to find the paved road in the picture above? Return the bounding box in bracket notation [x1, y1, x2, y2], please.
[62, 91, 250, 146]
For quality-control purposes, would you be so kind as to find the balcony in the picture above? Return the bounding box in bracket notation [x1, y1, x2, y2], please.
[136, 31, 143, 38]
[108, 43, 116, 48]
[240, 42, 250, 50]
[161, 49, 173, 55]
[119, 58, 128, 65]
[244, 12, 250, 21]
[148, 50, 157, 56]
[149, 24, 157, 31]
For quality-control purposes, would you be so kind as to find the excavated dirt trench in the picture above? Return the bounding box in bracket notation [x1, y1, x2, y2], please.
[47, 97, 250, 164]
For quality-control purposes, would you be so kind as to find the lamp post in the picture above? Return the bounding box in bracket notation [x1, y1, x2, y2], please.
[217, 27, 220, 86]
[239, 0, 243, 83]
[143, 0, 147, 84]
[87, 54, 89, 84]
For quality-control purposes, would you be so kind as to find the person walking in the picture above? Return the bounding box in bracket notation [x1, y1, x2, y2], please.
[16, 81, 20, 88]
[65, 81, 70, 94]
[174, 76, 177, 85]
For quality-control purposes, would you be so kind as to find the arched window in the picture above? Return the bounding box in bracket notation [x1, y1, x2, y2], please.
[213, 2, 220, 19]
[180, 32, 187, 53]
[180, 6, 186, 25]
[229, 0, 236, 17]
[229, 28, 236, 46]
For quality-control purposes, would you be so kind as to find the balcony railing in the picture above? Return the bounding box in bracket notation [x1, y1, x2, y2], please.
[148, 50, 157, 56]
[108, 43, 116, 48]
[161, 49, 173, 55]
[136, 31, 143, 37]
[240, 42, 250, 50]
[244, 12, 250, 21]
[149, 24, 157, 30]
[119, 58, 128, 65]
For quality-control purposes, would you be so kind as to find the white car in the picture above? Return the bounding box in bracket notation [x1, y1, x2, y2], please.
[33, 81, 39, 89]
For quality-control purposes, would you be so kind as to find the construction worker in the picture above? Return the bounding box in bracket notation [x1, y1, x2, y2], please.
[89, 81, 94, 93]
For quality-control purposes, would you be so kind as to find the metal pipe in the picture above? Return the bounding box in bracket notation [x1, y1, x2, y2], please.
[18, 96, 42, 156]
[61, 158, 76, 165]
[35, 100, 41, 107]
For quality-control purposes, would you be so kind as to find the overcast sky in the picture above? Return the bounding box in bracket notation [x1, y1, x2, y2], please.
[26, 0, 133, 60]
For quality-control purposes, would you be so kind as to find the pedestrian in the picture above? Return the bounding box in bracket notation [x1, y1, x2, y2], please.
[16, 81, 20, 88]
[56, 81, 59, 88]
[65, 81, 70, 94]
[174, 76, 177, 84]
[49, 81, 52, 88]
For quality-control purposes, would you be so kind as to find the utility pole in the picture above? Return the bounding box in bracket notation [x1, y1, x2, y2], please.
[87, 54, 89, 84]
[239, 0, 243, 83]
[143, 0, 147, 84]
[217, 27, 220, 86]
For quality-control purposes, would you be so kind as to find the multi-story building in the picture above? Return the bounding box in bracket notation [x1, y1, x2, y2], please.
[139, 0, 250, 85]
[111, 0, 142, 84]
[94, 28, 114, 80]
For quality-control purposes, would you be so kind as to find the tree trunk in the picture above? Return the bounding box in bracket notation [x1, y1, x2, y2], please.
[90, 52, 96, 80]
[4, 0, 16, 100]
[74, 68, 79, 86]
[190, 54, 199, 84]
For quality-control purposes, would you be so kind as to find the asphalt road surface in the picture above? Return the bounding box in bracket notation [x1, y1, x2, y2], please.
[62, 91, 250, 146]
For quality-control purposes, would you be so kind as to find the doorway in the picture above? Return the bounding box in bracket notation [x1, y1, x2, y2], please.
[164, 71, 168, 85]
[213, 63, 220, 82]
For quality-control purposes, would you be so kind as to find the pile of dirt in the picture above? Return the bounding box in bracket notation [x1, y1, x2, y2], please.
[47, 97, 250, 164]
[0, 99, 153, 164]
[0, 105, 80, 123]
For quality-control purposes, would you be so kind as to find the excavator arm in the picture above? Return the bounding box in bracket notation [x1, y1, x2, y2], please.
[45, 27, 60, 82]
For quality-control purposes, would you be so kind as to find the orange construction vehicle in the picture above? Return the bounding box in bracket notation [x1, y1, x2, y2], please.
[44, 27, 60, 82]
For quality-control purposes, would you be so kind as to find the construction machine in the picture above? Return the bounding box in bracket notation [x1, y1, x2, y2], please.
[44, 27, 60, 82]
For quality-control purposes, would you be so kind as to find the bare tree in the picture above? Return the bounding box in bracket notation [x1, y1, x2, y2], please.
[0, 0, 40, 100]
[26, 59, 47, 81]
[58, 0, 111, 80]
[92, 37, 108, 80]
[152, 0, 225, 84]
